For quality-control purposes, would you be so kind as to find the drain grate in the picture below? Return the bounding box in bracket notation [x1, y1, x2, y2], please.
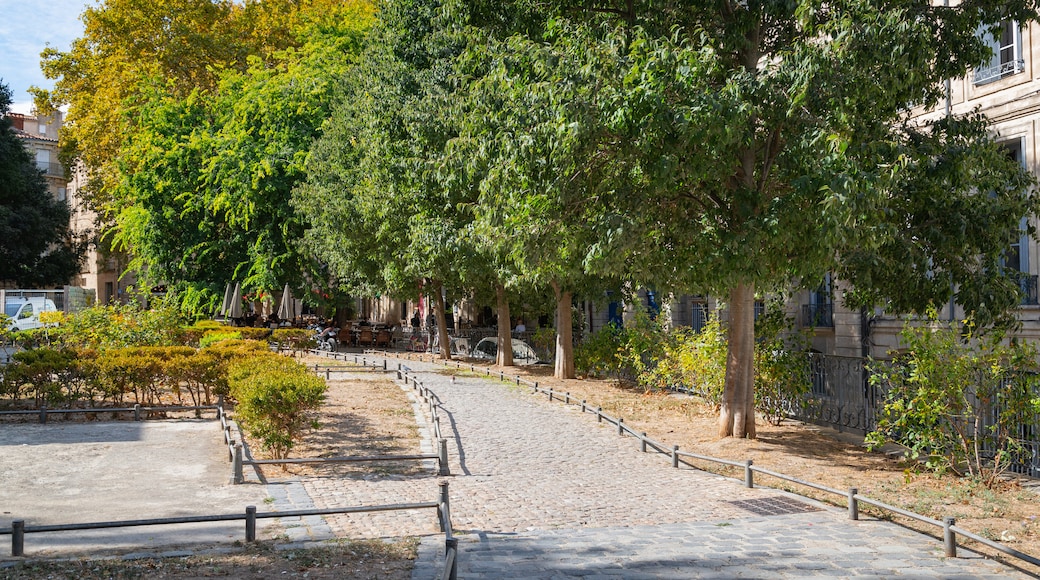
[726, 496, 821, 516]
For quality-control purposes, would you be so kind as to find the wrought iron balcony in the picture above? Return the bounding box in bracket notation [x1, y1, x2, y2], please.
[801, 303, 834, 328]
[974, 58, 1025, 84]
[1021, 275, 1039, 306]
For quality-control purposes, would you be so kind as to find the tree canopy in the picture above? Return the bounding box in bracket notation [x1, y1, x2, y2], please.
[0, 82, 84, 287]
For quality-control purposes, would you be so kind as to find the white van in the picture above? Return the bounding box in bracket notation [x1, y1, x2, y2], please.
[4, 298, 58, 332]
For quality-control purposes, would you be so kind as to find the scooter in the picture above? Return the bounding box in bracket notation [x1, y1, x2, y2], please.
[313, 324, 339, 351]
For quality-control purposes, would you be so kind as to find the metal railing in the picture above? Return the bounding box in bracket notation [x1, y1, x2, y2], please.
[0, 481, 456, 579]
[1021, 275, 1039, 306]
[0, 403, 221, 423]
[419, 355, 1040, 572]
[974, 58, 1025, 84]
[800, 303, 833, 327]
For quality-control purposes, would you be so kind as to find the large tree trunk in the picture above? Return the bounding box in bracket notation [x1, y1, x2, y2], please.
[718, 282, 756, 438]
[552, 281, 575, 379]
[495, 283, 514, 366]
[432, 281, 451, 361]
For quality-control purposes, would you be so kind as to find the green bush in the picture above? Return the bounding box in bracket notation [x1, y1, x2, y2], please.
[200, 330, 243, 348]
[648, 319, 728, 406]
[866, 311, 1040, 486]
[753, 307, 812, 425]
[3, 348, 79, 407]
[272, 328, 315, 353]
[61, 303, 185, 349]
[228, 356, 326, 458]
[575, 324, 624, 379]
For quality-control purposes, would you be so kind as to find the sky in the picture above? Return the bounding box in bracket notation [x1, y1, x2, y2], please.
[0, 0, 91, 114]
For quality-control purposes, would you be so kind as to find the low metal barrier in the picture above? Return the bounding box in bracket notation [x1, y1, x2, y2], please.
[0, 403, 221, 423]
[0, 482, 458, 580]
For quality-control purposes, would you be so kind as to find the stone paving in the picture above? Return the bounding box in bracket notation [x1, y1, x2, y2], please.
[294, 356, 1036, 579]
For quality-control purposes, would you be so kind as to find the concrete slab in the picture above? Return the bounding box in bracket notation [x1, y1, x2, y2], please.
[0, 420, 271, 558]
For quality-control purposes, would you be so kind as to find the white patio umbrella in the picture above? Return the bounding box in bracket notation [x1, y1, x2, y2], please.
[219, 283, 235, 318]
[227, 282, 243, 321]
[277, 284, 293, 321]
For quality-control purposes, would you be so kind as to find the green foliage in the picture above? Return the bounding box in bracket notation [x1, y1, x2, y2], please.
[617, 307, 669, 392]
[648, 320, 729, 408]
[2, 348, 81, 407]
[60, 303, 185, 350]
[753, 306, 812, 426]
[200, 330, 244, 349]
[0, 82, 85, 286]
[867, 311, 1040, 486]
[575, 325, 623, 379]
[272, 328, 315, 353]
[228, 355, 326, 458]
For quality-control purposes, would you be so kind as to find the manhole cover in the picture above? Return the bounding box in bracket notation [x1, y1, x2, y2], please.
[726, 496, 821, 516]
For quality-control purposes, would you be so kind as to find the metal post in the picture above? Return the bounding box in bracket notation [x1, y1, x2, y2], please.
[445, 537, 459, 580]
[383, 360, 387, 370]
[326, 368, 330, 380]
[641, 433, 647, 452]
[439, 481, 451, 533]
[439, 438, 450, 476]
[233, 442, 244, 484]
[12, 520, 24, 557]
[744, 459, 754, 488]
[618, 418, 624, 436]
[672, 445, 679, 468]
[134, 404, 141, 421]
[944, 517, 957, 557]
[565, 392, 570, 404]
[848, 488, 859, 520]
[548, 390, 553, 403]
[245, 506, 257, 541]
[581, 399, 586, 412]
[597, 407, 603, 422]
[516, 376, 520, 385]
[39, 407, 46, 424]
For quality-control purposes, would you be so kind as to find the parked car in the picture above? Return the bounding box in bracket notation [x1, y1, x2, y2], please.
[4, 297, 58, 332]
[470, 337, 543, 365]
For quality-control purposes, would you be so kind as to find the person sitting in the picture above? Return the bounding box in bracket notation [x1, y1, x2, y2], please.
[514, 319, 526, 334]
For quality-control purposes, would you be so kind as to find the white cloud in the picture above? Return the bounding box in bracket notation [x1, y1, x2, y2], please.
[0, 0, 91, 112]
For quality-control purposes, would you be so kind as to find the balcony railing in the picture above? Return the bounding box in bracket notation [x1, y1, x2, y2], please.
[1021, 275, 1039, 306]
[801, 303, 834, 328]
[974, 58, 1025, 84]
[35, 162, 65, 178]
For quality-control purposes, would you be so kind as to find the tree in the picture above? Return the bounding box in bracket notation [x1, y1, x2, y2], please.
[538, 3, 1040, 437]
[0, 82, 84, 287]
[298, 0, 504, 360]
[107, 1, 376, 313]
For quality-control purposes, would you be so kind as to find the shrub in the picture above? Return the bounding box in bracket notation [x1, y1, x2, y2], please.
[866, 311, 1040, 486]
[753, 307, 812, 425]
[648, 319, 728, 407]
[575, 324, 624, 379]
[228, 356, 326, 458]
[3, 348, 78, 407]
[272, 328, 314, 353]
[61, 303, 185, 349]
[200, 330, 243, 349]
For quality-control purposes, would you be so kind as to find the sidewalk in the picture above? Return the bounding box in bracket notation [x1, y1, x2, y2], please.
[315, 357, 1032, 579]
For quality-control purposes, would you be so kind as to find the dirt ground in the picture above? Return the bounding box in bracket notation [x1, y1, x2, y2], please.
[8, 350, 1040, 577]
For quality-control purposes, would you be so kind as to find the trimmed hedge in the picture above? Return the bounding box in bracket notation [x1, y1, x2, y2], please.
[227, 354, 326, 458]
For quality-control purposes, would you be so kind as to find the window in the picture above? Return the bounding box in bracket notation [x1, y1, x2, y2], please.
[57, 188, 66, 201]
[35, 149, 49, 170]
[999, 139, 1036, 304]
[975, 20, 1025, 85]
